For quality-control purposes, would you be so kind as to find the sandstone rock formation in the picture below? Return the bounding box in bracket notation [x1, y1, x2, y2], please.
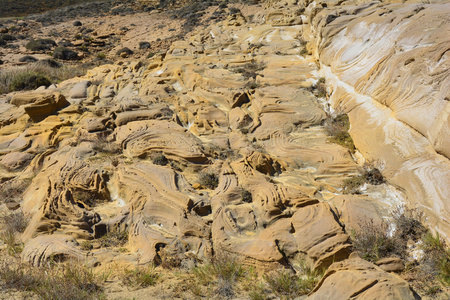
[303, 0, 450, 240]
[0, 0, 448, 298]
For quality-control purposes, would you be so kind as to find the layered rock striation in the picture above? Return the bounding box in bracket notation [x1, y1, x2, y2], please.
[0, 0, 448, 298]
[302, 0, 450, 240]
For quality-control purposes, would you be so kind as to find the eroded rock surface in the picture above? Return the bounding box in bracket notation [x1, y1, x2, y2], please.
[0, 0, 448, 298]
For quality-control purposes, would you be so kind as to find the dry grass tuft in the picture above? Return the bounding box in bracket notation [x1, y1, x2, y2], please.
[0, 63, 87, 94]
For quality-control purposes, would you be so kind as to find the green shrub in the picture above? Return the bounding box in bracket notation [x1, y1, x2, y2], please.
[25, 39, 56, 51]
[325, 114, 356, 152]
[96, 52, 106, 60]
[152, 153, 169, 166]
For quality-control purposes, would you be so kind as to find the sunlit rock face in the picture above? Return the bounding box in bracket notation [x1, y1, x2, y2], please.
[304, 0, 450, 239]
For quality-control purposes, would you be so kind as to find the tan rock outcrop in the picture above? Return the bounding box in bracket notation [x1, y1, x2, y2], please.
[307, 255, 418, 300]
[305, 0, 450, 240]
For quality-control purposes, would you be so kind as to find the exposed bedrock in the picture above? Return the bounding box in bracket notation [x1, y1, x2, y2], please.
[304, 0, 450, 240]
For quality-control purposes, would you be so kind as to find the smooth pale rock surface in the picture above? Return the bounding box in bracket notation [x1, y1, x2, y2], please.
[304, 0, 450, 241]
[69, 80, 91, 99]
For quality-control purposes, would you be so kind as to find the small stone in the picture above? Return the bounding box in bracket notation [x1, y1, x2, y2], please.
[73, 20, 82, 27]
[192, 183, 202, 189]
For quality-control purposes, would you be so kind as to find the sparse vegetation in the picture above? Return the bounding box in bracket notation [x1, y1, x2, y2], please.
[10, 71, 51, 91]
[351, 219, 401, 261]
[0, 259, 104, 300]
[25, 38, 56, 51]
[96, 52, 106, 60]
[53, 47, 79, 60]
[0, 178, 32, 204]
[325, 113, 356, 152]
[97, 229, 128, 248]
[123, 265, 160, 288]
[0, 63, 87, 94]
[231, 60, 266, 80]
[341, 167, 384, 194]
[264, 260, 324, 299]
[352, 206, 427, 262]
[198, 171, 219, 189]
[311, 77, 327, 98]
[192, 252, 245, 298]
[0, 213, 28, 257]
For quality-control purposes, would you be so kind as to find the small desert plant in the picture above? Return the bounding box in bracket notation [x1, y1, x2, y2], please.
[324, 113, 356, 152]
[341, 175, 366, 194]
[158, 249, 182, 269]
[80, 240, 93, 251]
[123, 265, 160, 288]
[241, 189, 253, 203]
[391, 206, 426, 242]
[96, 52, 106, 60]
[198, 171, 219, 189]
[53, 47, 79, 60]
[352, 207, 426, 262]
[312, 77, 327, 98]
[341, 167, 384, 194]
[231, 60, 266, 80]
[92, 135, 121, 154]
[152, 153, 169, 166]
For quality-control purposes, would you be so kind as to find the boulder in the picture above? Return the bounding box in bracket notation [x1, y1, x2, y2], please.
[11, 92, 69, 121]
[307, 255, 418, 300]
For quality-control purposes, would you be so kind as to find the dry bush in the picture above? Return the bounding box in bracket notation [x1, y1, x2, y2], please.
[123, 265, 160, 288]
[0, 259, 104, 299]
[352, 206, 427, 262]
[152, 153, 169, 166]
[198, 171, 219, 189]
[341, 167, 384, 194]
[351, 219, 401, 262]
[192, 252, 245, 298]
[97, 229, 128, 248]
[264, 259, 322, 299]
[231, 60, 266, 80]
[0, 63, 87, 94]
[0, 178, 32, 204]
